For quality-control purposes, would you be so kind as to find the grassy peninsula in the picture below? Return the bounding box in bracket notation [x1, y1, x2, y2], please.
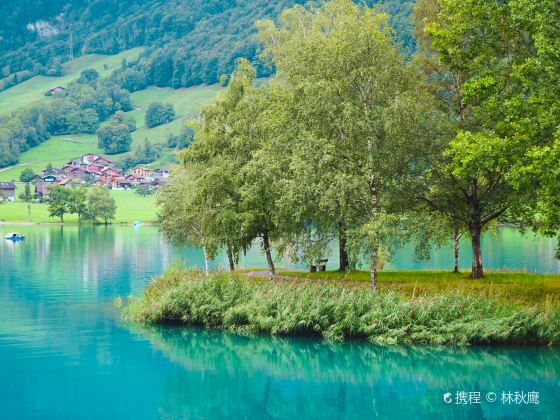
[123, 267, 560, 346]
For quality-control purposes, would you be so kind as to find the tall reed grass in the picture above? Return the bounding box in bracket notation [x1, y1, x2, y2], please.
[123, 267, 560, 346]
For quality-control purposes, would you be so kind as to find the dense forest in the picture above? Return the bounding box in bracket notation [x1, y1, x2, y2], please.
[0, 0, 414, 90]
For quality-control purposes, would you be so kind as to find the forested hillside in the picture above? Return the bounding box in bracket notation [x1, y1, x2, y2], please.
[0, 0, 413, 90]
[0, 0, 413, 168]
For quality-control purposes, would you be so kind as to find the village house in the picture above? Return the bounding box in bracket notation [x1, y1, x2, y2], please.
[68, 167, 89, 180]
[131, 167, 152, 179]
[0, 182, 16, 201]
[153, 177, 169, 187]
[34, 153, 172, 194]
[39, 167, 64, 177]
[41, 174, 59, 184]
[101, 167, 123, 178]
[93, 157, 112, 168]
[87, 164, 104, 174]
[58, 178, 83, 187]
[83, 153, 100, 165]
[44, 86, 65, 96]
[154, 167, 170, 178]
[112, 178, 133, 190]
[35, 182, 50, 201]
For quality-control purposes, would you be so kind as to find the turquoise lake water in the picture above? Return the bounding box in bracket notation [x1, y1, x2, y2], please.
[0, 225, 559, 419]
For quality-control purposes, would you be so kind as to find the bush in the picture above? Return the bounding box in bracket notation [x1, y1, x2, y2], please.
[123, 270, 560, 346]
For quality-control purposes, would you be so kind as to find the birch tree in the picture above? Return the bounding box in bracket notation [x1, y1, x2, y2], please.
[258, 0, 440, 286]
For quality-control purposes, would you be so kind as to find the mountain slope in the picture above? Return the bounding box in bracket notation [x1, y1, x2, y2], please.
[0, 0, 414, 90]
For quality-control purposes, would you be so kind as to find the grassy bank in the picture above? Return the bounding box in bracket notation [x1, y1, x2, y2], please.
[0, 189, 158, 223]
[122, 268, 560, 346]
[281, 270, 560, 306]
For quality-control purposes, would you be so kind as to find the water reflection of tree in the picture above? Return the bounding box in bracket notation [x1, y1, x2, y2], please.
[133, 326, 560, 419]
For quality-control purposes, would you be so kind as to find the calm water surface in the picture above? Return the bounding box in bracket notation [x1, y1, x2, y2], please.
[0, 225, 559, 419]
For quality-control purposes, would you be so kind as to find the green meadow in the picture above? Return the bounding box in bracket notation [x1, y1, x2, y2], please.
[0, 48, 144, 115]
[127, 84, 221, 150]
[0, 188, 158, 223]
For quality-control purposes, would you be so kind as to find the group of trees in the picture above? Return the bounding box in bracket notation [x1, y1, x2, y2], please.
[96, 110, 136, 154]
[0, 69, 132, 166]
[47, 185, 117, 223]
[160, 0, 559, 285]
[115, 138, 164, 170]
[145, 102, 175, 128]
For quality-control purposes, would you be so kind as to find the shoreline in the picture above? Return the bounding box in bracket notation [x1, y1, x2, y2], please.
[0, 221, 159, 226]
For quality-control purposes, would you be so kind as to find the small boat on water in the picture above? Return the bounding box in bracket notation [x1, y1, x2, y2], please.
[5, 233, 25, 241]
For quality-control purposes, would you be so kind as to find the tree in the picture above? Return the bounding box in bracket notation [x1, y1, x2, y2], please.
[145, 102, 175, 128]
[87, 186, 117, 224]
[97, 124, 132, 154]
[414, 0, 560, 277]
[258, 0, 441, 286]
[110, 111, 136, 132]
[67, 186, 88, 223]
[184, 60, 283, 276]
[77, 68, 99, 84]
[47, 186, 70, 222]
[18, 183, 33, 202]
[136, 184, 153, 196]
[19, 168, 36, 183]
[158, 166, 221, 275]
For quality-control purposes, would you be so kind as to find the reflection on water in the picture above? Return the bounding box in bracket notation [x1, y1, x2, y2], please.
[0, 225, 559, 419]
[139, 326, 560, 419]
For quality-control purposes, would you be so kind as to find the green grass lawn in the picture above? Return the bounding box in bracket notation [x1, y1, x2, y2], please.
[0, 188, 158, 223]
[0, 48, 144, 115]
[280, 269, 560, 306]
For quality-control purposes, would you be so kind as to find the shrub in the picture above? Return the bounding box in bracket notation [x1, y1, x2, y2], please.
[123, 270, 560, 346]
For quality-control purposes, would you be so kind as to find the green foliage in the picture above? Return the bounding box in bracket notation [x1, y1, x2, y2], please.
[256, 0, 441, 283]
[77, 69, 100, 85]
[167, 125, 194, 150]
[136, 184, 154, 197]
[18, 183, 33, 202]
[109, 111, 136, 132]
[115, 138, 163, 171]
[47, 185, 70, 222]
[0, 77, 132, 166]
[123, 269, 560, 345]
[1, 1, 414, 91]
[97, 124, 132, 154]
[145, 102, 175, 128]
[19, 168, 36, 182]
[87, 185, 117, 223]
[66, 186, 89, 222]
[414, 0, 560, 276]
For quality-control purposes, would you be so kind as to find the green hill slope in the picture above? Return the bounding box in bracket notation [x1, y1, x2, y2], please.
[0, 82, 221, 181]
[0, 48, 143, 115]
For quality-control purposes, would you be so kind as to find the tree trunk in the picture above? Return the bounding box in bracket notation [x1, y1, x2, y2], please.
[338, 222, 349, 272]
[227, 244, 235, 272]
[203, 246, 209, 276]
[262, 230, 275, 277]
[453, 226, 460, 273]
[60, 214, 64, 223]
[370, 245, 378, 288]
[470, 225, 483, 279]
